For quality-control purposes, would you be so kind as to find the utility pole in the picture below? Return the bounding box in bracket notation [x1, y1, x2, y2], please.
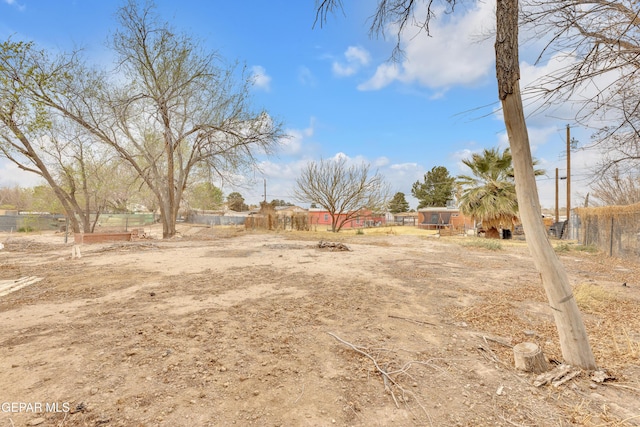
[555, 168, 559, 224]
[263, 178, 267, 203]
[566, 124, 571, 239]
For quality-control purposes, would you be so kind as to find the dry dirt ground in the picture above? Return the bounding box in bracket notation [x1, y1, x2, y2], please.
[0, 225, 639, 427]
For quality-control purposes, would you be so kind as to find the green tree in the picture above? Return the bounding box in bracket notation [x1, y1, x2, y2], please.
[31, 185, 64, 214]
[0, 40, 97, 233]
[457, 147, 545, 238]
[293, 157, 390, 232]
[388, 192, 410, 213]
[188, 182, 224, 211]
[457, 148, 519, 239]
[1, 1, 283, 238]
[412, 166, 455, 208]
[227, 192, 248, 211]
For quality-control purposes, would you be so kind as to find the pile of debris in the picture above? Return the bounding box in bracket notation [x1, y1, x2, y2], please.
[317, 240, 351, 251]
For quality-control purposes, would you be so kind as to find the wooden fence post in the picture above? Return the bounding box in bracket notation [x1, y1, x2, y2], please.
[609, 216, 614, 257]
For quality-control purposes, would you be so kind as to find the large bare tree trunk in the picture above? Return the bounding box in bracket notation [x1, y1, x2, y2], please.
[496, 0, 595, 369]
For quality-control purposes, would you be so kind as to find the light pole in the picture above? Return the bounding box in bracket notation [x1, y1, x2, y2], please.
[565, 124, 579, 239]
[566, 125, 571, 239]
[555, 168, 559, 224]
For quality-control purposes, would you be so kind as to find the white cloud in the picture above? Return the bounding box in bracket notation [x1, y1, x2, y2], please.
[451, 148, 476, 169]
[373, 156, 390, 167]
[358, 63, 400, 91]
[4, 0, 25, 11]
[345, 46, 371, 64]
[281, 120, 315, 156]
[331, 152, 349, 162]
[0, 160, 44, 188]
[257, 159, 309, 181]
[382, 162, 425, 205]
[251, 65, 271, 91]
[390, 162, 419, 171]
[298, 66, 316, 86]
[359, 1, 495, 91]
[332, 46, 371, 77]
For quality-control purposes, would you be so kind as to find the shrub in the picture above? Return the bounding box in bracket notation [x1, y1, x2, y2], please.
[555, 243, 599, 254]
[460, 238, 502, 251]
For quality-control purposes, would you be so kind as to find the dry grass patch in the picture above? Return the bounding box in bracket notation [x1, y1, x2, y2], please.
[574, 283, 615, 312]
[451, 281, 640, 372]
[458, 237, 503, 251]
[574, 283, 640, 367]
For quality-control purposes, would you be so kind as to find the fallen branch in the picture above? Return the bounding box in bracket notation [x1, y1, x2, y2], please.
[381, 363, 399, 408]
[294, 383, 305, 404]
[327, 332, 399, 406]
[472, 333, 513, 348]
[534, 364, 581, 387]
[388, 315, 436, 327]
[604, 383, 640, 393]
[327, 332, 434, 425]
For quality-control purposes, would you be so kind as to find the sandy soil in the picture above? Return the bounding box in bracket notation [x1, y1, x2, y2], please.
[0, 225, 639, 427]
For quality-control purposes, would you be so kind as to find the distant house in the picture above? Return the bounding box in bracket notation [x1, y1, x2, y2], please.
[388, 211, 418, 226]
[417, 207, 474, 232]
[308, 208, 386, 230]
[274, 205, 308, 217]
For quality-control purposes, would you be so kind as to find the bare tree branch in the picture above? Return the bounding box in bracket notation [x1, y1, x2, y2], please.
[294, 157, 390, 232]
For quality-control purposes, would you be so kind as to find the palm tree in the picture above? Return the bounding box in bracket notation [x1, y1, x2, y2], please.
[457, 147, 543, 239]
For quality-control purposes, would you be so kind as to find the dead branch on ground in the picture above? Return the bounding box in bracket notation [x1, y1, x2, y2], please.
[388, 314, 436, 327]
[326, 332, 433, 425]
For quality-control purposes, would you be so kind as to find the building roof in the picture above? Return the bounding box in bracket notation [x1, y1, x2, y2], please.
[417, 207, 461, 212]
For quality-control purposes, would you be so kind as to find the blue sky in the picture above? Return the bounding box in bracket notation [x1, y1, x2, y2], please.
[0, 0, 601, 210]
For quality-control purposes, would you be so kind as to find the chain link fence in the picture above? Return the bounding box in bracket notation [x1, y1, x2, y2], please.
[576, 204, 640, 259]
[0, 213, 157, 233]
[0, 214, 65, 232]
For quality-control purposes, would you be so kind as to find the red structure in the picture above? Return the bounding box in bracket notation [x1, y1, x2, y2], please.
[307, 208, 386, 230]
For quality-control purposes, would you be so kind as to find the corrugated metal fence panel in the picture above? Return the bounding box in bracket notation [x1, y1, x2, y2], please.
[187, 214, 247, 226]
[0, 215, 65, 232]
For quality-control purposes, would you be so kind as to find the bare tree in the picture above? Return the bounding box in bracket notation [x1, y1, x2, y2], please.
[90, 1, 283, 237]
[591, 167, 640, 206]
[294, 157, 390, 232]
[316, 0, 596, 368]
[0, 37, 144, 233]
[42, 120, 141, 231]
[521, 1, 640, 177]
[0, 186, 33, 210]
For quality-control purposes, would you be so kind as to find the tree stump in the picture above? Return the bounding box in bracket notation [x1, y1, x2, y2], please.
[513, 342, 548, 373]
